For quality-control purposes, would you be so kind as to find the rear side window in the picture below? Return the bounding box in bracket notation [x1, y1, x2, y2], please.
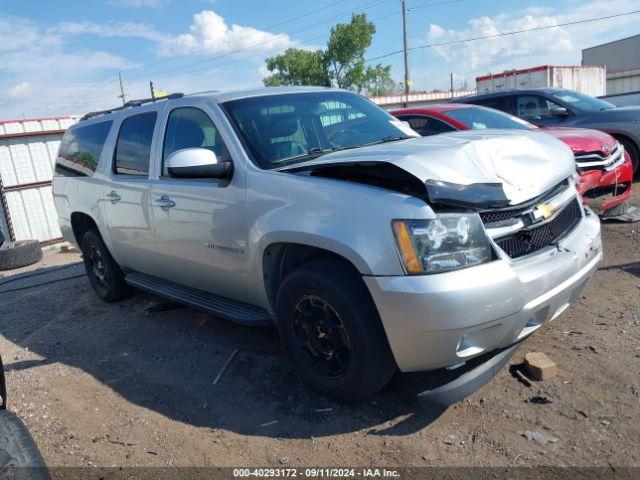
[114, 112, 157, 176]
[55, 121, 112, 177]
[475, 96, 514, 114]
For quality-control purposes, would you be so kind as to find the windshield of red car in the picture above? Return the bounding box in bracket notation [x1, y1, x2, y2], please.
[445, 107, 536, 130]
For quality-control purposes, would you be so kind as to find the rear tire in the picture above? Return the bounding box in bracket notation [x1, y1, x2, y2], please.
[0, 240, 43, 271]
[81, 230, 131, 302]
[276, 259, 397, 402]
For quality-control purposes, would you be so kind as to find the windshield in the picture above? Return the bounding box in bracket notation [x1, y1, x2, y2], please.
[222, 91, 418, 169]
[550, 90, 615, 111]
[445, 106, 535, 130]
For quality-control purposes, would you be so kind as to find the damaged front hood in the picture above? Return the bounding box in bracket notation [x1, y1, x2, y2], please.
[282, 129, 576, 206]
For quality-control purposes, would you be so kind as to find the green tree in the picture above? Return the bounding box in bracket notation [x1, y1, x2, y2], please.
[262, 14, 396, 95]
[362, 64, 398, 96]
[263, 48, 328, 87]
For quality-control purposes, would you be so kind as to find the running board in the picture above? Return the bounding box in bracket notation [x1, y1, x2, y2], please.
[125, 272, 271, 326]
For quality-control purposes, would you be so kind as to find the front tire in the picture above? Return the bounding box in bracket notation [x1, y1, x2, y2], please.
[618, 137, 639, 175]
[276, 259, 396, 402]
[81, 230, 131, 302]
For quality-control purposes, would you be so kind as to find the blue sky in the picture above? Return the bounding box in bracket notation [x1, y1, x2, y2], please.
[1, 0, 639, 119]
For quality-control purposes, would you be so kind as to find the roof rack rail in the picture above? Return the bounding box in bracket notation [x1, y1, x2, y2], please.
[80, 92, 185, 121]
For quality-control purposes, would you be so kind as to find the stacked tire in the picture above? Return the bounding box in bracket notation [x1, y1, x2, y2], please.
[0, 240, 43, 271]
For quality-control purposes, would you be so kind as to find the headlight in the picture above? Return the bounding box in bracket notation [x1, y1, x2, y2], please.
[392, 214, 493, 274]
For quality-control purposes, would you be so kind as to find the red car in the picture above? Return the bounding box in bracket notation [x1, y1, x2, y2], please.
[392, 104, 633, 215]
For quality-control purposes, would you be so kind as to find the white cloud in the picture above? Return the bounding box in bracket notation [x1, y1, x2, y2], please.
[427, 24, 445, 40]
[416, 0, 640, 91]
[0, 14, 137, 118]
[54, 21, 164, 42]
[7, 82, 32, 98]
[427, 14, 573, 70]
[108, 0, 169, 7]
[159, 10, 293, 57]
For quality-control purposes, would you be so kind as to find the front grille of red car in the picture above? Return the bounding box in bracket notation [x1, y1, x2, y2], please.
[574, 143, 623, 171]
[493, 199, 582, 258]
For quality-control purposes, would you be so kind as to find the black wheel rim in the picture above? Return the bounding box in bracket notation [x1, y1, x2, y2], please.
[87, 243, 108, 291]
[292, 295, 351, 379]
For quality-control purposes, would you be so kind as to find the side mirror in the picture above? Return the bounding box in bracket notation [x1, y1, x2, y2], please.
[550, 106, 569, 118]
[165, 148, 233, 179]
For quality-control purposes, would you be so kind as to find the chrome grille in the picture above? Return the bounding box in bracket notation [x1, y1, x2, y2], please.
[494, 199, 582, 258]
[479, 180, 568, 225]
[574, 143, 623, 171]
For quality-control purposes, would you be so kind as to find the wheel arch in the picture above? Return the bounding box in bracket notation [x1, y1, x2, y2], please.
[611, 133, 639, 172]
[70, 211, 101, 246]
[261, 239, 369, 315]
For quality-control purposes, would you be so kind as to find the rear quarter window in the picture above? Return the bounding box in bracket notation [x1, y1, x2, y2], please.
[55, 121, 113, 177]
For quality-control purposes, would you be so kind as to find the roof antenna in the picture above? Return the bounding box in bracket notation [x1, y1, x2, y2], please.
[150, 81, 156, 102]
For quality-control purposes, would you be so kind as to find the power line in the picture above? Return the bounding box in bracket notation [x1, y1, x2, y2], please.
[117, 0, 349, 77]
[56, 0, 383, 109]
[122, 0, 393, 84]
[139, 4, 412, 83]
[365, 9, 640, 63]
[408, 0, 465, 11]
[58, 0, 464, 111]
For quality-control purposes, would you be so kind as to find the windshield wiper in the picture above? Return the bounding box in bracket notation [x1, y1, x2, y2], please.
[273, 146, 351, 165]
[273, 136, 411, 166]
[365, 135, 412, 146]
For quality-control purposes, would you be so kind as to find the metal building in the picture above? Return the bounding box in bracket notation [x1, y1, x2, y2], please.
[0, 116, 78, 243]
[582, 34, 640, 72]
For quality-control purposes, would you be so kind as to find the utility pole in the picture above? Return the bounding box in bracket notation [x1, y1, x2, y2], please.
[401, 0, 410, 107]
[118, 72, 127, 106]
[149, 81, 156, 101]
[450, 73, 454, 99]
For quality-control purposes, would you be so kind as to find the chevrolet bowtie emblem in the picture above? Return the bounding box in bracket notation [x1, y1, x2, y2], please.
[533, 203, 554, 221]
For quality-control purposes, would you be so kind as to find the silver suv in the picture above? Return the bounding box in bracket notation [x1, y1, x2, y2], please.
[53, 87, 602, 403]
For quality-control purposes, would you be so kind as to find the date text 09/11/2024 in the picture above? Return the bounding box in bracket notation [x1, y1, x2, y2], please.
[232, 468, 401, 478]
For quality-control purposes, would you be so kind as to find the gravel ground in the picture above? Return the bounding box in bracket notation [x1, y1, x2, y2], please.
[0, 192, 638, 469]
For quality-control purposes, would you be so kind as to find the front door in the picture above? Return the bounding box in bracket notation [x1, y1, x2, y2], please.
[149, 105, 250, 303]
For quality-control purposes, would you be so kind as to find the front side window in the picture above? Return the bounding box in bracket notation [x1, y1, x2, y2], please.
[114, 112, 157, 176]
[516, 95, 564, 121]
[55, 121, 112, 177]
[445, 107, 535, 130]
[399, 115, 455, 136]
[163, 107, 231, 171]
[222, 91, 418, 169]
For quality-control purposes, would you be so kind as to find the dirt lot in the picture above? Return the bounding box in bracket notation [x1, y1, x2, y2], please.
[0, 193, 638, 470]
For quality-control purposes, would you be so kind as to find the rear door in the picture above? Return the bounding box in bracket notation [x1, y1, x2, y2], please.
[98, 110, 163, 274]
[148, 104, 250, 301]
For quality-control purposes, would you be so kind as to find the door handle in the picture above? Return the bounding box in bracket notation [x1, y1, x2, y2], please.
[154, 195, 176, 210]
[106, 191, 121, 203]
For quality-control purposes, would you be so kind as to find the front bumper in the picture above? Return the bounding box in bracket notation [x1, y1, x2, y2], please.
[577, 153, 633, 213]
[364, 208, 602, 372]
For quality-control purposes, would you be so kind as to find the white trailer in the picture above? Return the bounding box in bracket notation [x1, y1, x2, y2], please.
[0, 116, 79, 243]
[476, 66, 607, 97]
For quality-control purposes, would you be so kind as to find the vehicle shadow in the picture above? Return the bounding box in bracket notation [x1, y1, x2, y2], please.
[598, 260, 640, 278]
[0, 264, 490, 439]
